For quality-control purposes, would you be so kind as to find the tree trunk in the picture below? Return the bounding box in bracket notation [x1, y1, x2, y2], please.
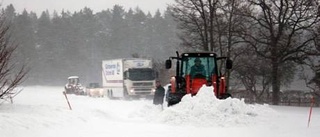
[271, 59, 280, 105]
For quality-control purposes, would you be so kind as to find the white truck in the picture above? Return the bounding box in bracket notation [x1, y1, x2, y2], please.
[102, 58, 157, 99]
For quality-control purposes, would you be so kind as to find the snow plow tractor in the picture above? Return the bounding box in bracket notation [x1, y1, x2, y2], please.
[165, 51, 233, 106]
[64, 76, 86, 95]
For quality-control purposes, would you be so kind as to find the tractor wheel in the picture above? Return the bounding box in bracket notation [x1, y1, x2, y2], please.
[220, 93, 232, 99]
[167, 100, 177, 107]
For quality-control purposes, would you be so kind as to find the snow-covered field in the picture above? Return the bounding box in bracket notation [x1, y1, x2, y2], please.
[0, 86, 319, 137]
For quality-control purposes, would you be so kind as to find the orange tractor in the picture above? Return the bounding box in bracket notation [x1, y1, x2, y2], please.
[165, 52, 233, 106]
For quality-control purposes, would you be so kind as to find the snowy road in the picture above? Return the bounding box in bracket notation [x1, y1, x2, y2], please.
[0, 86, 319, 137]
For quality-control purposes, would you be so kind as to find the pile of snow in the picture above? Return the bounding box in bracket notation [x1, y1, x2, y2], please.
[1, 86, 319, 137]
[132, 85, 276, 127]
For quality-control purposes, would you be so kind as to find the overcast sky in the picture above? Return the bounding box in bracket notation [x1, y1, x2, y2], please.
[1, 0, 174, 15]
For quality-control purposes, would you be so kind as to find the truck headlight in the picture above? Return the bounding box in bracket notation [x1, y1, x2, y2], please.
[130, 89, 134, 93]
[152, 88, 156, 92]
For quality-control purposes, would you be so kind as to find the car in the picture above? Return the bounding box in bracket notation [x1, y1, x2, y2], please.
[86, 83, 104, 97]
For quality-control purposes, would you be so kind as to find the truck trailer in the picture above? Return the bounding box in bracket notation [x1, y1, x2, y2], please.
[102, 58, 156, 99]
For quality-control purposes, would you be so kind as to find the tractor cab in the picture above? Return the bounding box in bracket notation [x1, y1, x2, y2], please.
[64, 76, 85, 95]
[68, 76, 80, 85]
[165, 52, 232, 106]
[181, 56, 216, 95]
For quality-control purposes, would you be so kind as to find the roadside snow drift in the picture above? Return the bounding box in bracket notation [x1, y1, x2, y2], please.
[132, 85, 276, 127]
[1, 86, 319, 137]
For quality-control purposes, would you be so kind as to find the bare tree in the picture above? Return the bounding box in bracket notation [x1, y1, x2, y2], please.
[169, 0, 219, 51]
[216, 0, 249, 90]
[304, 64, 320, 99]
[233, 47, 272, 103]
[169, 0, 246, 52]
[307, 24, 320, 98]
[238, 0, 320, 105]
[169, 0, 248, 92]
[303, 46, 320, 99]
[234, 45, 297, 103]
[0, 14, 28, 103]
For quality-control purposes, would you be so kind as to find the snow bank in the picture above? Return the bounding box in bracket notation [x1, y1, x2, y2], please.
[132, 85, 276, 127]
[1, 86, 319, 137]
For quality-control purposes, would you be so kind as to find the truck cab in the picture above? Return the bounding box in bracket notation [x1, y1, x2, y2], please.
[102, 58, 157, 99]
[124, 68, 156, 96]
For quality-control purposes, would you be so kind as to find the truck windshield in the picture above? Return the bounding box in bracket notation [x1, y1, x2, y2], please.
[128, 68, 155, 81]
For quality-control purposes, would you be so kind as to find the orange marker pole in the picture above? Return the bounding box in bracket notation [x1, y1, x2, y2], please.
[63, 91, 72, 110]
[307, 96, 314, 127]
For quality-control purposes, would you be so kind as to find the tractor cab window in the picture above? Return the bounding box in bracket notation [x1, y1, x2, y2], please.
[68, 77, 80, 85]
[181, 57, 216, 80]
